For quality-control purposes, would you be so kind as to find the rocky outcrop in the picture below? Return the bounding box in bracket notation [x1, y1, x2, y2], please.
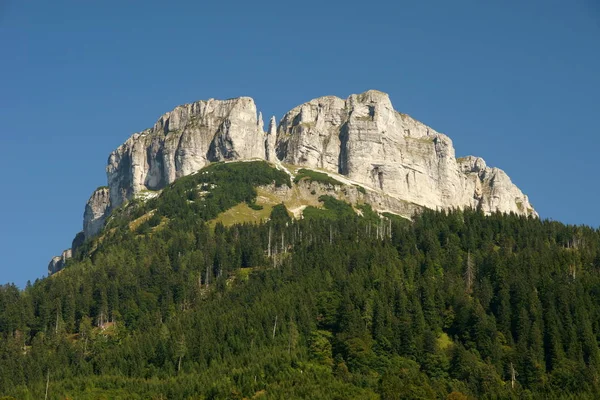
[107, 97, 266, 208]
[71, 231, 85, 257]
[48, 249, 72, 275]
[276, 90, 536, 217]
[260, 178, 422, 220]
[276, 95, 346, 173]
[84, 187, 111, 239]
[456, 156, 535, 215]
[265, 116, 277, 161]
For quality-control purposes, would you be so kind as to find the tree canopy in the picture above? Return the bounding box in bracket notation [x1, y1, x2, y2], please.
[1, 162, 599, 399]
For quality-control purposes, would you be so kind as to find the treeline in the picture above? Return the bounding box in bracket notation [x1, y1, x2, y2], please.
[1, 162, 600, 399]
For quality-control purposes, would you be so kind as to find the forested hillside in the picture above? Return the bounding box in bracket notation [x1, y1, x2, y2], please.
[1, 162, 599, 399]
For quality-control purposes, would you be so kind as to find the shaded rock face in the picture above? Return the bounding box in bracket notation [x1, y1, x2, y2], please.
[71, 232, 85, 257]
[48, 249, 72, 275]
[276, 90, 536, 216]
[107, 97, 266, 208]
[84, 187, 111, 239]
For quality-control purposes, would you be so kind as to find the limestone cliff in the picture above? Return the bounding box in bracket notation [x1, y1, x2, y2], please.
[107, 97, 265, 208]
[84, 187, 111, 239]
[276, 90, 536, 216]
[265, 116, 277, 162]
[48, 90, 537, 274]
[48, 249, 72, 275]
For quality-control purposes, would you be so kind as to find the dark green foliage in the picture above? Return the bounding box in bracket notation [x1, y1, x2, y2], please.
[354, 184, 367, 195]
[356, 203, 380, 222]
[1, 164, 600, 398]
[155, 161, 290, 222]
[303, 195, 356, 221]
[247, 201, 263, 210]
[270, 203, 291, 226]
[294, 168, 343, 186]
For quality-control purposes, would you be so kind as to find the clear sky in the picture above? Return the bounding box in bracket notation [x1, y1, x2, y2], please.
[1, 0, 599, 287]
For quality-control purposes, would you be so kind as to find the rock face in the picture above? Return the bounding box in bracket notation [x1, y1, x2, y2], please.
[71, 231, 85, 257]
[276, 90, 536, 216]
[265, 116, 277, 161]
[103, 89, 536, 226]
[48, 90, 537, 274]
[107, 97, 266, 208]
[48, 249, 72, 275]
[84, 187, 111, 239]
[277, 95, 346, 173]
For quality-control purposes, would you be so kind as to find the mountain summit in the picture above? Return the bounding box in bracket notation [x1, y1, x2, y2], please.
[48, 90, 535, 273]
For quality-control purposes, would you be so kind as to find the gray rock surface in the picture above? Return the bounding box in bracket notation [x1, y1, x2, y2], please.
[104, 90, 534, 217]
[48, 248, 72, 275]
[107, 97, 266, 208]
[265, 116, 277, 161]
[276, 90, 536, 216]
[84, 187, 111, 239]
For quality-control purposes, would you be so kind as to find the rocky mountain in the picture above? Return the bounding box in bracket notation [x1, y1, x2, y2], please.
[106, 97, 266, 208]
[48, 90, 536, 274]
[276, 90, 535, 216]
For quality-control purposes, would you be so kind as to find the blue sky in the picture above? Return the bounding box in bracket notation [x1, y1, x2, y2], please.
[1, 0, 599, 287]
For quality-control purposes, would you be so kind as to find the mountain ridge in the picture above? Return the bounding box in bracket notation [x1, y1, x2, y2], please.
[48, 90, 536, 274]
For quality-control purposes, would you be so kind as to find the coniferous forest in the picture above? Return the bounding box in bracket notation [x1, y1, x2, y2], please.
[1, 162, 600, 399]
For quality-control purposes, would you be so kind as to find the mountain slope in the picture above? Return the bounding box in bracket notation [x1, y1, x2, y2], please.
[48, 90, 536, 273]
[3, 162, 600, 399]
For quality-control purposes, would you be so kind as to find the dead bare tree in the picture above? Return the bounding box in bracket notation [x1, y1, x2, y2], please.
[205, 264, 210, 289]
[465, 251, 475, 294]
[44, 369, 50, 400]
[510, 362, 518, 389]
[55, 308, 60, 334]
[569, 264, 577, 280]
[268, 225, 272, 257]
